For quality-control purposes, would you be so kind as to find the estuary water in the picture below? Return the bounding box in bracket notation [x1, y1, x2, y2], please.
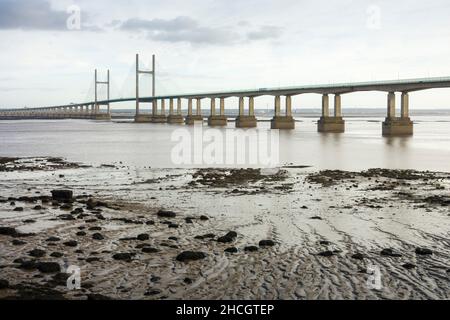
[1, 114, 450, 172]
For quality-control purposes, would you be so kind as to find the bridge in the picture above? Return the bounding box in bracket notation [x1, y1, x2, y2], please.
[1, 53, 450, 136]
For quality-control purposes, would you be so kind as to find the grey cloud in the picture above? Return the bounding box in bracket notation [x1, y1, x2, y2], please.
[247, 25, 283, 40]
[119, 16, 278, 45]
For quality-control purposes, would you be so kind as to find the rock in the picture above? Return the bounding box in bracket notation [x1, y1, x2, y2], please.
[37, 262, 60, 273]
[86, 257, 101, 263]
[184, 277, 193, 284]
[310, 216, 323, 220]
[46, 236, 60, 242]
[50, 252, 63, 258]
[150, 276, 161, 283]
[146, 220, 155, 225]
[225, 247, 238, 253]
[244, 246, 259, 252]
[63, 240, 78, 247]
[157, 210, 176, 218]
[318, 251, 334, 257]
[88, 226, 102, 231]
[92, 233, 104, 240]
[380, 248, 402, 257]
[0, 279, 9, 289]
[259, 240, 276, 247]
[415, 248, 433, 256]
[320, 240, 331, 246]
[168, 237, 178, 241]
[144, 289, 161, 296]
[351, 253, 365, 260]
[200, 215, 209, 221]
[137, 234, 150, 241]
[76, 231, 86, 236]
[168, 223, 179, 229]
[0, 226, 18, 236]
[51, 190, 73, 201]
[217, 231, 238, 243]
[33, 205, 42, 210]
[402, 263, 416, 270]
[12, 239, 27, 246]
[185, 218, 194, 224]
[58, 214, 76, 221]
[112, 253, 135, 262]
[18, 260, 38, 270]
[176, 251, 206, 262]
[28, 249, 46, 258]
[13, 207, 24, 212]
[23, 219, 36, 224]
[142, 247, 160, 254]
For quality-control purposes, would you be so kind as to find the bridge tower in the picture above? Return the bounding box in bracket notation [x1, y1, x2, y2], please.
[94, 69, 112, 120]
[135, 54, 161, 123]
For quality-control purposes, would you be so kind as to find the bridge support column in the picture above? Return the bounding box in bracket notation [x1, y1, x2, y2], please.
[271, 95, 295, 129]
[208, 97, 227, 126]
[168, 98, 184, 124]
[236, 97, 257, 128]
[151, 99, 167, 123]
[318, 94, 345, 133]
[185, 98, 203, 125]
[382, 92, 413, 136]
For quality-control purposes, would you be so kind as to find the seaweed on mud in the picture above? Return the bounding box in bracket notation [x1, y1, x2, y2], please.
[190, 168, 288, 187]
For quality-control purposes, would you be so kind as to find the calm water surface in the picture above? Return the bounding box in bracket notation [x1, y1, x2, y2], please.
[1, 116, 450, 171]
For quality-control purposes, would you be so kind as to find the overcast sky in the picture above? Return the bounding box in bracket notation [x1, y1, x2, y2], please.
[1, 0, 450, 109]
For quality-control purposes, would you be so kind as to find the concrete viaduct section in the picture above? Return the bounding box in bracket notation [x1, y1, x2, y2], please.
[136, 77, 450, 136]
[0, 104, 111, 121]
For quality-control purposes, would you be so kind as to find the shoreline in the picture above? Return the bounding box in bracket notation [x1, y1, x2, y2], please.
[0, 157, 449, 300]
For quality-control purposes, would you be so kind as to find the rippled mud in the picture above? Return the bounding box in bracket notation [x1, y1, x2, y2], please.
[0, 158, 449, 300]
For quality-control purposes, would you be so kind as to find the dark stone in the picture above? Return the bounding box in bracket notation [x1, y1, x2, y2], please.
[150, 276, 161, 283]
[351, 253, 365, 260]
[92, 233, 104, 240]
[244, 246, 259, 252]
[46, 236, 61, 242]
[217, 231, 238, 243]
[259, 240, 276, 247]
[318, 251, 334, 257]
[168, 223, 179, 228]
[51, 190, 73, 201]
[137, 233, 150, 241]
[144, 289, 161, 296]
[86, 257, 101, 263]
[146, 220, 155, 225]
[184, 278, 193, 284]
[76, 231, 87, 236]
[168, 237, 178, 241]
[112, 253, 135, 261]
[185, 218, 194, 224]
[50, 252, 63, 258]
[142, 247, 160, 254]
[18, 260, 38, 270]
[200, 215, 209, 221]
[63, 240, 78, 247]
[320, 240, 331, 246]
[88, 226, 102, 231]
[402, 263, 416, 270]
[380, 248, 402, 257]
[37, 262, 61, 273]
[12, 239, 27, 246]
[225, 247, 238, 253]
[0, 227, 18, 236]
[0, 279, 9, 289]
[33, 205, 43, 210]
[28, 249, 46, 258]
[58, 214, 76, 221]
[23, 219, 36, 224]
[415, 248, 433, 256]
[13, 207, 24, 212]
[157, 210, 176, 218]
[176, 251, 207, 262]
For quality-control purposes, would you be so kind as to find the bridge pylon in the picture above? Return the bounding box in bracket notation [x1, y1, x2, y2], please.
[93, 69, 111, 121]
[135, 53, 159, 123]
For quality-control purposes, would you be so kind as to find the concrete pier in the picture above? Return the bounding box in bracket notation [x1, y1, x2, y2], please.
[318, 94, 345, 133]
[167, 98, 184, 124]
[236, 97, 257, 128]
[382, 92, 413, 136]
[151, 99, 167, 123]
[208, 97, 227, 126]
[185, 98, 203, 125]
[271, 95, 295, 129]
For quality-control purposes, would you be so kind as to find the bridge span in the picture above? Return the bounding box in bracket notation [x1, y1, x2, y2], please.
[1, 54, 450, 136]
